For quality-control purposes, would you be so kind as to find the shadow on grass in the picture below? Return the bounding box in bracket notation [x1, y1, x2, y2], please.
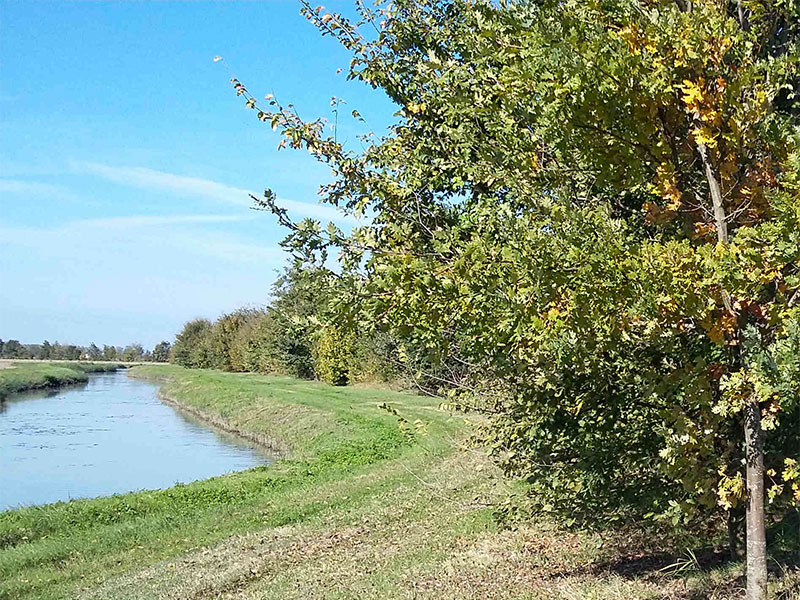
[591, 509, 799, 579]
[593, 547, 731, 579]
[585, 512, 799, 599]
[583, 549, 744, 600]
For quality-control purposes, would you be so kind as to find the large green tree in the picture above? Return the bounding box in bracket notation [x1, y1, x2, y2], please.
[170, 318, 214, 368]
[207, 310, 258, 371]
[232, 1, 798, 596]
[256, 265, 336, 379]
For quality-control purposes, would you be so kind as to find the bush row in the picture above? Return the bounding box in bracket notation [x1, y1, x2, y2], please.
[169, 268, 400, 386]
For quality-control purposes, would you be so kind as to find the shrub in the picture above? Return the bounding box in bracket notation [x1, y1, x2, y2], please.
[208, 310, 257, 371]
[313, 326, 356, 386]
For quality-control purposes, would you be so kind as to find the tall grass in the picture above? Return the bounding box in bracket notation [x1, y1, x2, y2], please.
[0, 362, 120, 399]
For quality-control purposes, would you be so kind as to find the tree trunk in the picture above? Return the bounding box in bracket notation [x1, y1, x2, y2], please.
[737, 0, 751, 32]
[697, 141, 733, 310]
[745, 400, 768, 600]
[698, 140, 768, 599]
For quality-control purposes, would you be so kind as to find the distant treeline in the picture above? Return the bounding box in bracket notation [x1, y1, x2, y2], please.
[0, 339, 172, 363]
[169, 267, 405, 386]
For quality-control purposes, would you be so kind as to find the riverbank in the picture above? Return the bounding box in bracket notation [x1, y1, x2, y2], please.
[0, 362, 120, 399]
[0, 365, 793, 599]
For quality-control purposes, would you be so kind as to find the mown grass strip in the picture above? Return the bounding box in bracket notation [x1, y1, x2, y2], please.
[0, 365, 458, 600]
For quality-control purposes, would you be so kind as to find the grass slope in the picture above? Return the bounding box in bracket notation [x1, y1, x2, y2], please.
[0, 362, 120, 399]
[0, 365, 793, 600]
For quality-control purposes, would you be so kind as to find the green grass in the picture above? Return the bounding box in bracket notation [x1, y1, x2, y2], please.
[0, 366, 459, 599]
[0, 362, 120, 399]
[0, 365, 793, 600]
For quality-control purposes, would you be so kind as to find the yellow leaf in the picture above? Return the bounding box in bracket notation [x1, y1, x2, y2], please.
[692, 126, 718, 148]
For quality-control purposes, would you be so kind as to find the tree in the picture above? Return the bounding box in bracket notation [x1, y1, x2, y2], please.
[102, 345, 119, 361]
[122, 344, 144, 362]
[264, 265, 333, 379]
[232, 1, 799, 596]
[228, 311, 271, 372]
[228, 265, 334, 379]
[87, 343, 102, 361]
[170, 319, 214, 368]
[2, 339, 25, 358]
[62, 345, 81, 361]
[151, 341, 171, 363]
[168, 266, 350, 378]
[207, 310, 257, 371]
[40, 340, 52, 360]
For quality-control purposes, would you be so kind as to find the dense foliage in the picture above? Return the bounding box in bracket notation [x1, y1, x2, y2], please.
[170, 318, 215, 368]
[169, 266, 399, 385]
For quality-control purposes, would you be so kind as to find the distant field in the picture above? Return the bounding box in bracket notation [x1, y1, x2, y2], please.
[0, 365, 794, 599]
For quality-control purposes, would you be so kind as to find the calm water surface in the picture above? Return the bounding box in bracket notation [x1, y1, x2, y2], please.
[0, 371, 272, 510]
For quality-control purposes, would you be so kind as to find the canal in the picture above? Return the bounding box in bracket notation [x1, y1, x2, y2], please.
[0, 370, 272, 511]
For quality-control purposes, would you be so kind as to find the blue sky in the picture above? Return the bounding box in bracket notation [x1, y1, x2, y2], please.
[0, 1, 395, 348]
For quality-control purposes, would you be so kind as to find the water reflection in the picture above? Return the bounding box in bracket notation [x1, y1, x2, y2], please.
[0, 371, 272, 511]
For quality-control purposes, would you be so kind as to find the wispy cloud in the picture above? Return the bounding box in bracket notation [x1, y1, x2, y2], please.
[78, 214, 254, 228]
[77, 162, 253, 207]
[0, 216, 283, 265]
[74, 162, 355, 223]
[0, 178, 79, 200]
[0, 214, 252, 242]
[0, 160, 73, 178]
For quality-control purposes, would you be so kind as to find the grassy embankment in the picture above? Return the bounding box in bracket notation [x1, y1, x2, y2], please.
[0, 362, 120, 400]
[0, 365, 794, 600]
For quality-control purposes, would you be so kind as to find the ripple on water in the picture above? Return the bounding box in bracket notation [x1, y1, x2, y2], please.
[0, 371, 273, 510]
